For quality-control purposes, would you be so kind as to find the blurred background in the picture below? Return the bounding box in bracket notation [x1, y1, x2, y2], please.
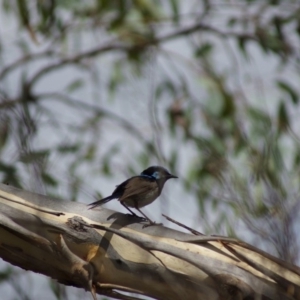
[0, 0, 300, 299]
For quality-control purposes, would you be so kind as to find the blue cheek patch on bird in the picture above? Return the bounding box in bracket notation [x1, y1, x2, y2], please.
[152, 171, 160, 179]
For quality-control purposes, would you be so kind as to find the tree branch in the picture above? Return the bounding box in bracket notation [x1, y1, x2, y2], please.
[0, 183, 299, 300]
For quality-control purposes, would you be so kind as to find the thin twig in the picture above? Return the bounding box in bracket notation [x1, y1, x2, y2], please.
[162, 214, 204, 236]
[0, 50, 59, 81]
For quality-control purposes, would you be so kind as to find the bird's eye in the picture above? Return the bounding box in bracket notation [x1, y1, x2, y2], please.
[152, 171, 160, 179]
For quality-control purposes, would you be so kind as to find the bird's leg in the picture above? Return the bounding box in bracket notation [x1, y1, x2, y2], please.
[135, 207, 154, 224]
[134, 206, 163, 228]
[120, 202, 146, 220]
[120, 202, 137, 216]
[133, 205, 162, 228]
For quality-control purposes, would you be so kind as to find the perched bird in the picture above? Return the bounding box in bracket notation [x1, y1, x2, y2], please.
[88, 166, 177, 224]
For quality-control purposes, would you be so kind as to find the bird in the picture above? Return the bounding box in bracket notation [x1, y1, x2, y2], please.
[88, 166, 178, 225]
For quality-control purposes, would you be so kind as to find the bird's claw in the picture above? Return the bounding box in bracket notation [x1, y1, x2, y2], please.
[126, 213, 148, 222]
[143, 222, 163, 228]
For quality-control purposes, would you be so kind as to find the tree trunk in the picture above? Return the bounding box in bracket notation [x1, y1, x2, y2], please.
[0, 183, 299, 300]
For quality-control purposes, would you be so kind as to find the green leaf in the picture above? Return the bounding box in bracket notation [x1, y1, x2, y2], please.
[294, 148, 300, 167]
[0, 162, 22, 187]
[102, 159, 111, 176]
[169, 150, 177, 172]
[84, 144, 96, 161]
[169, 0, 179, 24]
[20, 150, 49, 164]
[108, 61, 125, 99]
[57, 143, 80, 153]
[101, 144, 120, 175]
[0, 267, 14, 282]
[137, 152, 150, 168]
[0, 116, 10, 150]
[238, 37, 248, 57]
[247, 107, 271, 131]
[155, 80, 176, 99]
[41, 172, 58, 187]
[66, 79, 84, 93]
[16, 0, 30, 27]
[277, 80, 298, 104]
[228, 17, 237, 27]
[221, 91, 235, 118]
[195, 43, 213, 58]
[296, 20, 300, 36]
[277, 101, 290, 132]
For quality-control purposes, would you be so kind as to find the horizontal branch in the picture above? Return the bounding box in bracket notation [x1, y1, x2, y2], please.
[0, 183, 299, 300]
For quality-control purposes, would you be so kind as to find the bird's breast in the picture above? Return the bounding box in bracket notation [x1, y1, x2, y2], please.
[122, 188, 160, 208]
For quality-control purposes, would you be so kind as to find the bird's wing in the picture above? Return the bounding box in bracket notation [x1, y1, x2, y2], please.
[118, 176, 158, 201]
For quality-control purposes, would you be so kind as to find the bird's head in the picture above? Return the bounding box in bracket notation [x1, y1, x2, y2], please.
[141, 166, 177, 186]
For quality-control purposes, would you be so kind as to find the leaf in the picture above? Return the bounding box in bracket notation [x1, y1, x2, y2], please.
[137, 152, 150, 168]
[273, 16, 283, 40]
[101, 144, 120, 175]
[155, 80, 176, 99]
[277, 101, 290, 133]
[66, 79, 84, 93]
[17, 38, 30, 54]
[20, 150, 49, 164]
[169, 0, 179, 24]
[102, 160, 111, 176]
[57, 143, 80, 153]
[238, 37, 248, 58]
[197, 191, 205, 217]
[0, 267, 14, 282]
[270, 141, 284, 171]
[84, 143, 96, 161]
[294, 148, 300, 167]
[169, 150, 177, 172]
[16, 0, 30, 27]
[195, 43, 213, 58]
[108, 61, 124, 99]
[228, 17, 237, 27]
[0, 162, 22, 187]
[0, 116, 10, 150]
[41, 172, 58, 187]
[247, 107, 271, 130]
[211, 75, 235, 118]
[296, 20, 300, 36]
[277, 80, 298, 104]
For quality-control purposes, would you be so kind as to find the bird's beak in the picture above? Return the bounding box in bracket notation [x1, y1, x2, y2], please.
[168, 174, 178, 179]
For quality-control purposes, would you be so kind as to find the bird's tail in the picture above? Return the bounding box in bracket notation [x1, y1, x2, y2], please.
[88, 196, 114, 210]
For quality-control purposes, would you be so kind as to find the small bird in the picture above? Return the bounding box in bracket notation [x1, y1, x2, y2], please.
[88, 166, 177, 225]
